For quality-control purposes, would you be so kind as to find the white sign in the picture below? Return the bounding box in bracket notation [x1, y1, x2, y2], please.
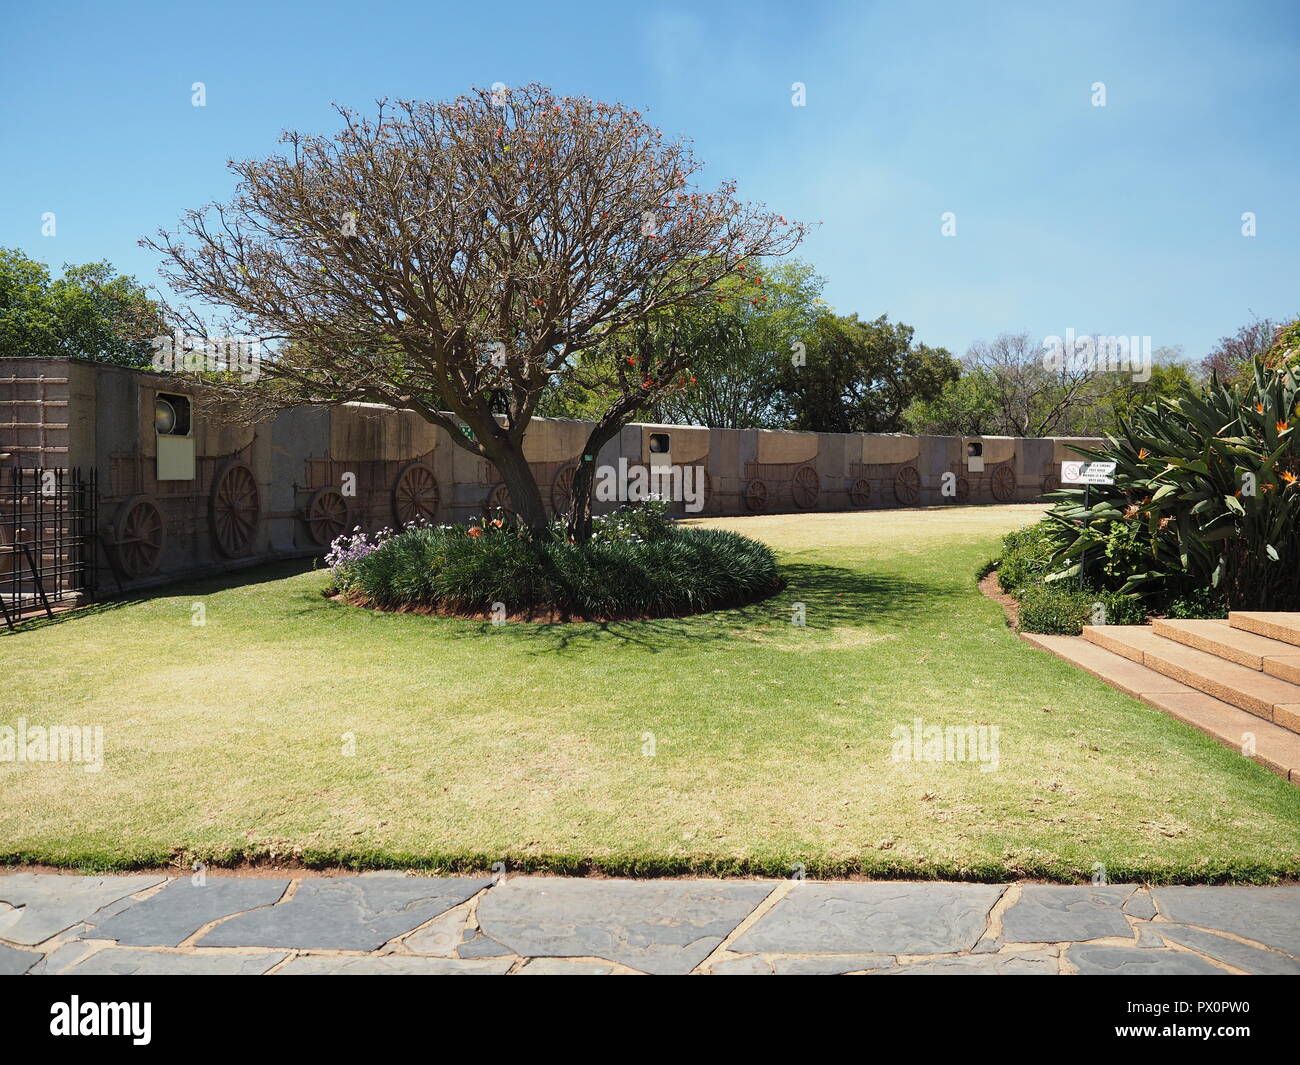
[1061, 461, 1116, 485]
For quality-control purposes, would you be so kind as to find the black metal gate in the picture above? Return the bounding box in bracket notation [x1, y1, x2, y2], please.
[0, 467, 97, 629]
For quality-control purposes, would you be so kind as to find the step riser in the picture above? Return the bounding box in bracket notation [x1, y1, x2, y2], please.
[1083, 627, 1288, 727]
[1151, 619, 1263, 669]
[1230, 612, 1300, 648]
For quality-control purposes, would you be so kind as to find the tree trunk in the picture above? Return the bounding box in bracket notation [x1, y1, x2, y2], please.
[488, 443, 549, 534]
[566, 421, 625, 543]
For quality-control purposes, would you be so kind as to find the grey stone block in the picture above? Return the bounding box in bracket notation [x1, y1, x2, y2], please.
[476, 878, 772, 976]
[0, 874, 166, 946]
[91, 877, 290, 946]
[62, 949, 286, 975]
[517, 958, 617, 975]
[1150, 887, 1300, 958]
[1156, 924, 1300, 975]
[198, 876, 490, 951]
[0, 941, 43, 975]
[1123, 891, 1157, 921]
[276, 955, 512, 975]
[1066, 944, 1228, 975]
[876, 951, 1059, 975]
[1001, 885, 1134, 943]
[769, 955, 892, 974]
[731, 883, 1004, 956]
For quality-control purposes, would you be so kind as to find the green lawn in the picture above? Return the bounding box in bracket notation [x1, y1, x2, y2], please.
[2, 504, 1297, 881]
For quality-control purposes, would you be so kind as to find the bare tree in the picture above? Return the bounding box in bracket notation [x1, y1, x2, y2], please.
[146, 85, 804, 535]
[1200, 313, 1290, 380]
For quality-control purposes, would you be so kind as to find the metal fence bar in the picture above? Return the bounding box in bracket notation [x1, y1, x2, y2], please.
[0, 466, 97, 626]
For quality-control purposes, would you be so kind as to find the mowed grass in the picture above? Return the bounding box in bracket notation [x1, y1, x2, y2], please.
[2, 503, 1297, 881]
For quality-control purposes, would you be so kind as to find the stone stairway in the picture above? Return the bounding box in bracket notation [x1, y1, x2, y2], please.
[1023, 613, 1300, 785]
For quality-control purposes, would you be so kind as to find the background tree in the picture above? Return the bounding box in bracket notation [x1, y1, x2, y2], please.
[1200, 313, 1291, 382]
[147, 85, 804, 536]
[0, 247, 164, 366]
[774, 313, 957, 433]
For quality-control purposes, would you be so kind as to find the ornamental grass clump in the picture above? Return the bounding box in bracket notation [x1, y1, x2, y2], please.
[326, 501, 783, 620]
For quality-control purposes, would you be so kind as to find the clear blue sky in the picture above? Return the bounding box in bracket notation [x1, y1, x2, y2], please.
[2, 0, 1296, 362]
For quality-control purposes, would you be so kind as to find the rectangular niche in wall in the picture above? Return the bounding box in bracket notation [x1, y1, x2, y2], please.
[155, 392, 196, 480]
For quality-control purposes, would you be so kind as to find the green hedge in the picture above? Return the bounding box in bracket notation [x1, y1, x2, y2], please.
[328, 522, 784, 620]
[1016, 584, 1147, 635]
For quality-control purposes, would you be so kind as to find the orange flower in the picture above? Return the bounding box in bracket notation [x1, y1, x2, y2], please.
[1281, 470, 1298, 485]
[1255, 402, 1265, 415]
[490, 518, 504, 528]
[467, 526, 483, 538]
[1277, 420, 1289, 433]
[1138, 447, 1149, 459]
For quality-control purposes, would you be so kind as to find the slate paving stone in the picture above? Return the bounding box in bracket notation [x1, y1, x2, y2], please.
[455, 933, 514, 958]
[276, 956, 512, 975]
[476, 878, 773, 976]
[1150, 887, 1300, 958]
[0, 941, 43, 975]
[403, 909, 466, 956]
[1156, 924, 1300, 975]
[198, 876, 490, 951]
[63, 949, 286, 975]
[517, 958, 617, 975]
[90, 877, 290, 947]
[876, 951, 1059, 975]
[710, 955, 773, 975]
[1000, 885, 1134, 943]
[1066, 944, 1228, 975]
[0, 874, 166, 946]
[770, 955, 892, 975]
[1123, 891, 1157, 921]
[730, 883, 1004, 956]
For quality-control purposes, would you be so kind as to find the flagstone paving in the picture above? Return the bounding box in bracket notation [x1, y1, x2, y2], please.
[2, 872, 1298, 975]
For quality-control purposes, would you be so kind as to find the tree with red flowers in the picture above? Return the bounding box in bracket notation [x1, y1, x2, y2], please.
[147, 84, 805, 536]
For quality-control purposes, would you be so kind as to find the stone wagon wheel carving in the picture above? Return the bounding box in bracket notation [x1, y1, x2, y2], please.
[392, 461, 440, 527]
[115, 494, 166, 578]
[791, 465, 820, 510]
[550, 464, 578, 517]
[305, 487, 350, 547]
[744, 479, 768, 512]
[484, 482, 514, 518]
[210, 461, 261, 558]
[948, 475, 971, 503]
[990, 463, 1018, 502]
[893, 465, 922, 505]
[1041, 471, 1061, 496]
[849, 478, 871, 508]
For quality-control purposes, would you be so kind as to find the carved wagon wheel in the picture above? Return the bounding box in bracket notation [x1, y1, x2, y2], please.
[893, 465, 922, 505]
[848, 478, 871, 508]
[305, 487, 350, 546]
[947, 475, 971, 503]
[484, 482, 514, 518]
[990, 463, 1018, 502]
[550, 464, 578, 517]
[744, 479, 769, 512]
[791, 465, 820, 510]
[210, 461, 260, 558]
[1041, 471, 1061, 496]
[114, 494, 166, 577]
[392, 461, 440, 527]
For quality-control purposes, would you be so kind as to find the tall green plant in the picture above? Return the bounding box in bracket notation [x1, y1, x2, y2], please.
[1043, 359, 1300, 610]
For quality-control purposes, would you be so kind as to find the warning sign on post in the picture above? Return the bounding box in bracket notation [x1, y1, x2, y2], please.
[1061, 461, 1116, 485]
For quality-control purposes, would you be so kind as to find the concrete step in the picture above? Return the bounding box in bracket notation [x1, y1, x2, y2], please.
[1082, 625, 1300, 732]
[1022, 632, 1300, 785]
[1152, 617, 1300, 684]
[1231, 612, 1300, 649]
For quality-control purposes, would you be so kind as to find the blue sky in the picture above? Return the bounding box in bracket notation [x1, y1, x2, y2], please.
[2, 0, 1296, 362]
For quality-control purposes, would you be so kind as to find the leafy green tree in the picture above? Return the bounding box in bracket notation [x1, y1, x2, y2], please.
[903, 368, 1000, 435]
[775, 313, 958, 433]
[0, 247, 164, 366]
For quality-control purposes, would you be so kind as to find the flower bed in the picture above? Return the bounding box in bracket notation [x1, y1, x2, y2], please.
[324, 502, 785, 621]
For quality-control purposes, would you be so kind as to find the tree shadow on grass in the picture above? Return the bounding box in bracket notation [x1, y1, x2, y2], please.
[0, 558, 320, 636]
[450, 561, 941, 655]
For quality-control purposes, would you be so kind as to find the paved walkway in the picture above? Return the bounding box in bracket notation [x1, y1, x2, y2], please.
[2, 873, 1298, 975]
